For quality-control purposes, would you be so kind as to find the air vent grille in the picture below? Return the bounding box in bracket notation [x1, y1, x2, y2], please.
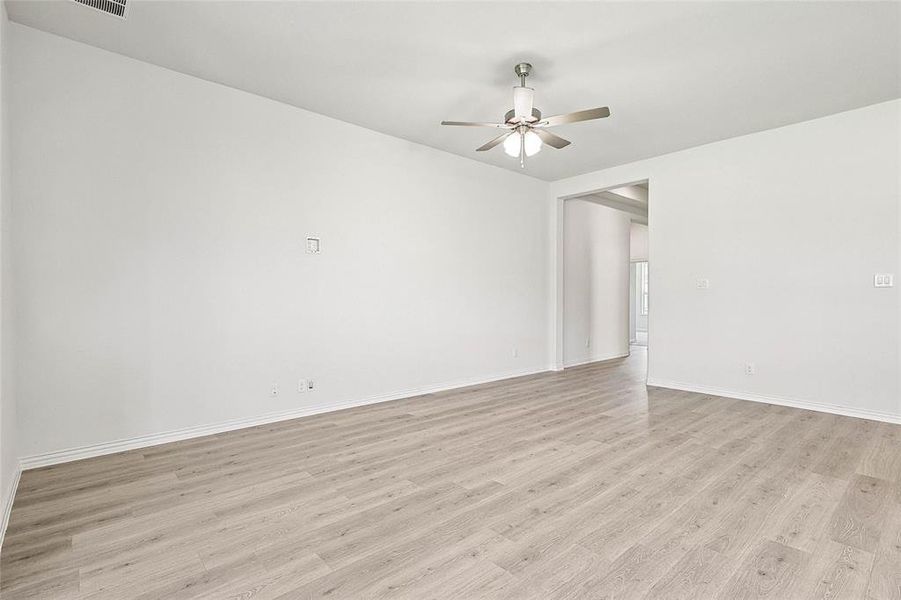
[72, 0, 127, 19]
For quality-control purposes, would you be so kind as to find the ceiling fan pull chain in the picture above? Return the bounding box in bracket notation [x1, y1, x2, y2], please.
[520, 132, 525, 168]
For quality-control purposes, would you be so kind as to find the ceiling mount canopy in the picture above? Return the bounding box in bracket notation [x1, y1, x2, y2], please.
[441, 63, 611, 168]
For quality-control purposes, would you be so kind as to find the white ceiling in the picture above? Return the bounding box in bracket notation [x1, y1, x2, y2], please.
[7, 1, 900, 181]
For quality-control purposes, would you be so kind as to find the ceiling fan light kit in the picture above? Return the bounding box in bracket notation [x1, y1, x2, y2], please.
[441, 63, 610, 168]
[504, 129, 542, 158]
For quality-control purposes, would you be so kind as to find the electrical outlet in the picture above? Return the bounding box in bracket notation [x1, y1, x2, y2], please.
[307, 380, 315, 391]
[512, 348, 519, 358]
[745, 363, 756, 376]
[298, 379, 308, 393]
[270, 384, 279, 397]
[696, 279, 710, 289]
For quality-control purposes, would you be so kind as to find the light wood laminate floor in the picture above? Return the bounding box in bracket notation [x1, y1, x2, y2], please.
[2, 349, 900, 599]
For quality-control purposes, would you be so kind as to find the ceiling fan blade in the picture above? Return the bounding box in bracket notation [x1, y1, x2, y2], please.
[476, 131, 513, 152]
[533, 128, 571, 149]
[441, 121, 511, 128]
[539, 107, 610, 127]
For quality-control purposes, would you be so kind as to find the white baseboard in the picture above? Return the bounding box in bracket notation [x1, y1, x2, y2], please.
[645, 378, 901, 425]
[563, 352, 629, 369]
[0, 465, 21, 550]
[20, 364, 551, 471]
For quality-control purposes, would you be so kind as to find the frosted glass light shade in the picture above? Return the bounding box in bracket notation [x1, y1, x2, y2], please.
[503, 130, 543, 158]
[523, 131, 542, 157]
[503, 132, 521, 157]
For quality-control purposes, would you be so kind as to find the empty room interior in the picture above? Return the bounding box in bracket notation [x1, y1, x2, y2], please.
[0, 1, 899, 598]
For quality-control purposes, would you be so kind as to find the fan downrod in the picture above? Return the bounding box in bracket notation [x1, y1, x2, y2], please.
[514, 62, 532, 86]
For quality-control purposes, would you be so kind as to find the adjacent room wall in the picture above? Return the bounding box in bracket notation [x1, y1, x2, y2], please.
[629, 264, 637, 343]
[10, 25, 551, 462]
[551, 99, 901, 421]
[563, 200, 630, 367]
[630, 223, 648, 262]
[0, 3, 17, 542]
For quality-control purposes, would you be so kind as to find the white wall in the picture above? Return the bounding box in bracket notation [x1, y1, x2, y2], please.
[629, 264, 637, 342]
[551, 99, 901, 421]
[6, 23, 900, 472]
[10, 25, 551, 460]
[0, 3, 17, 541]
[563, 200, 630, 367]
[630, 223, 648, 261]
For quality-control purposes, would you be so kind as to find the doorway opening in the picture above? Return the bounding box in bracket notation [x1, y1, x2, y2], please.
[630, 261, 649, 347]
[559, 181, 648, 371]
[630, 206, 649, 350]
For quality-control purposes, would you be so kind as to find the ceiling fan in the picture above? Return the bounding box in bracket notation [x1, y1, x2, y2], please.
[441, 63, 610, 167]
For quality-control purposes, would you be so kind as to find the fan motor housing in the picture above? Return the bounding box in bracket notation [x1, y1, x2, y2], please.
[505, 108, 541, 124]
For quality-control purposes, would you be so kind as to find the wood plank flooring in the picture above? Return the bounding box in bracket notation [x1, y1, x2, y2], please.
[2, 348, 900, 599]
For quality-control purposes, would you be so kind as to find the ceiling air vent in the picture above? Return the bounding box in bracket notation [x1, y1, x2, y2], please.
[72, 0, 127, 19]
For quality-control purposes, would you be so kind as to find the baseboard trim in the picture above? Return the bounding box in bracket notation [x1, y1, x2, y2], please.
[0, 465, 21, 550]
[646, 378, 901, 425]
[563, 352, 629, 369]
[20, 364, 551, 470]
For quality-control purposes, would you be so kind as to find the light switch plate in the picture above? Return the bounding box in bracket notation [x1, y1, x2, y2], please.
[874, 273, 894, 288]
[306, 237, 321, 254]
